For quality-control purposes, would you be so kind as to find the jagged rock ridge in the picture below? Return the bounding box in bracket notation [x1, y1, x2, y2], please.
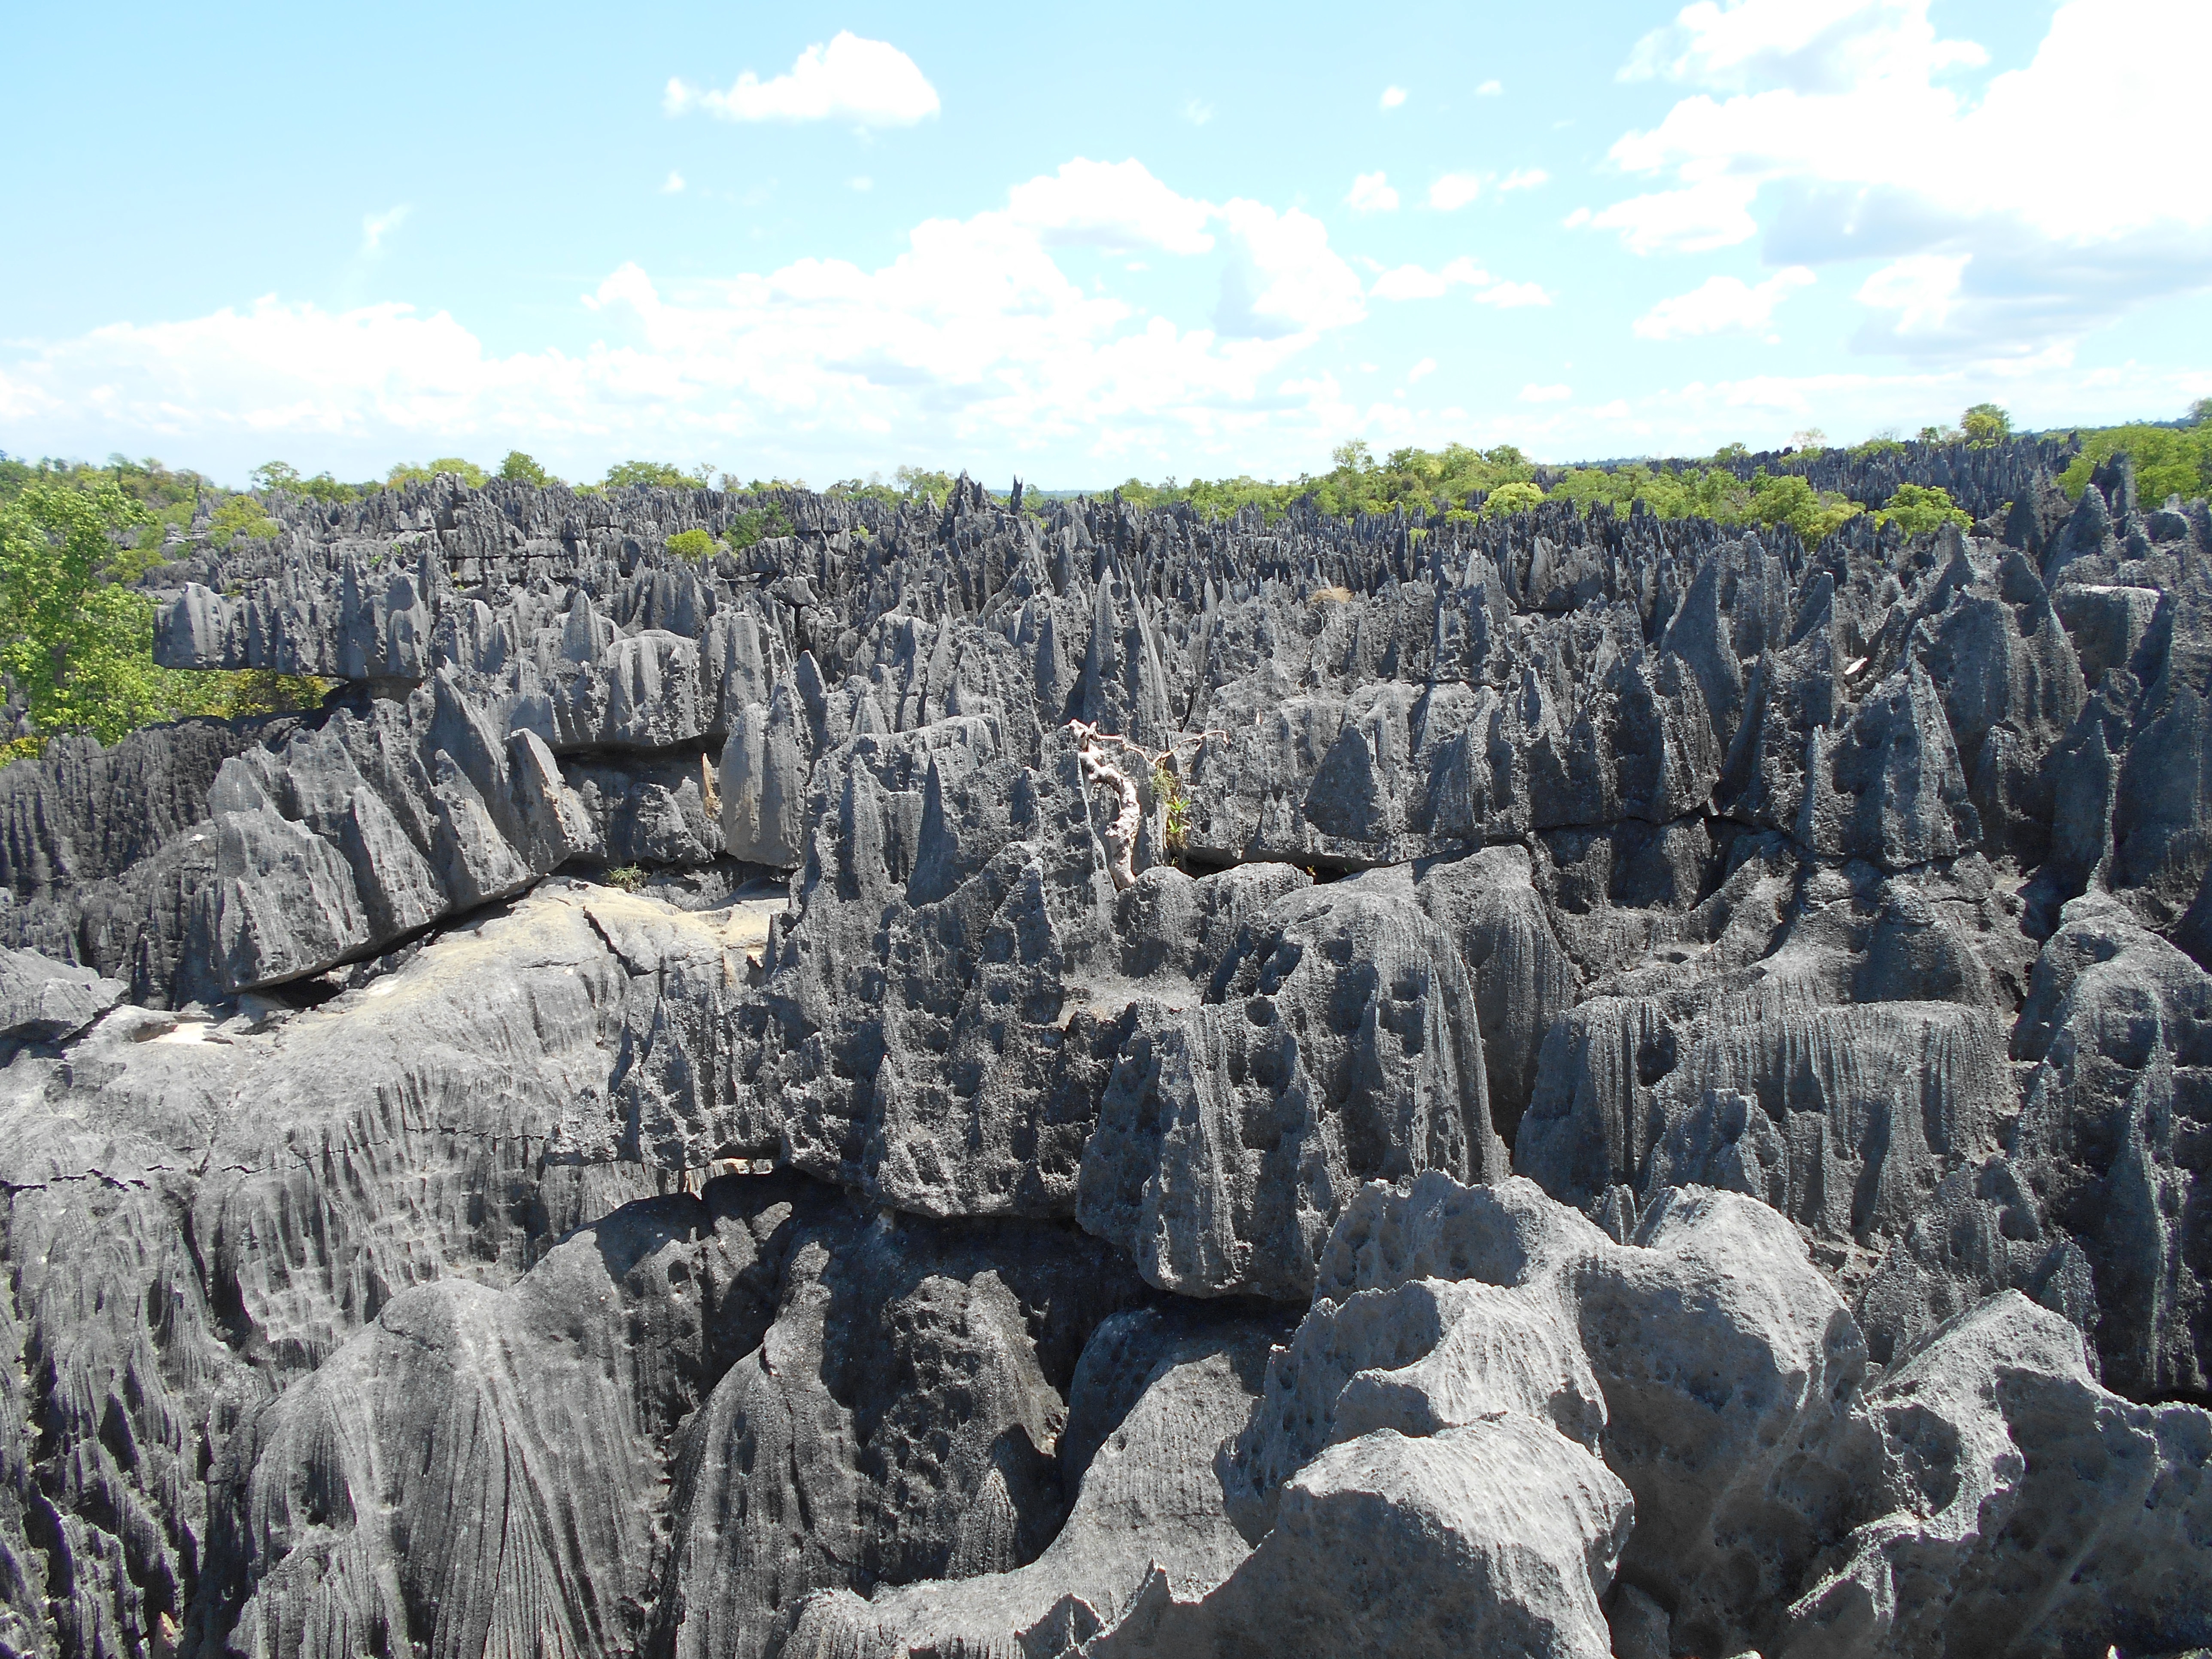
[0, 438, 2204, 1657]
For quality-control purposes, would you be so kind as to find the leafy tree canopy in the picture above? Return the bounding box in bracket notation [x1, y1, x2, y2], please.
[603, 460, 714, 490]
[1962, 403, 2012, 446]
[1481, 481, 1546, 517]
[2057, 419, 2212, 504]
[209, 496, 279, 548]
[247, 462, 377, 502]
[724, 504, 795, 549]
[0, 480, 176, 746]
[0, 482, 326, 759]
[1873, 482, 1971, 534]
[388, 457, 489, 489]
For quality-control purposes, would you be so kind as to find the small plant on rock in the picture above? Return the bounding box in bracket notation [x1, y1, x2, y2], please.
[725, 504, 795, 550]
[1152, 761, 1191, 862]
[604, 865, 647, 893]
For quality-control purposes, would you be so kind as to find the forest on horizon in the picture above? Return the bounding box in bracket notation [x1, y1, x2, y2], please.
[0, 397, 2208, 766]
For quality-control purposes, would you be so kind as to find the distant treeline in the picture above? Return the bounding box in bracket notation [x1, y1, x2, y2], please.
[217, 453, 964, 510]
[1105, 400, 2212, 545]
[0, 399, 2206, 763]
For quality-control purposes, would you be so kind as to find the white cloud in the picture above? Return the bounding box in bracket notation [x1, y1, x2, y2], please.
[1597, 0, 2212, 357]
[1369, 259, 1549, 308]
[1500, 168, 1550, 192]
[1854, 252, 1967, 336]
[1587, 178, 1759, 255]
[0, 159, 1383, 481]
[1408, 357, 1437, 382]
[1346, 172, 1399, 214]
[1370, 257, 1491, 301]
[1621, 0, 1986, 90]
[1215, 200, 1366, 337]
[1428, 173, 1483, 211]
[1380, 85, 1409, 110]
[360, 206, 409, 256]
[1183, 98, 1215, 125]
[665, 32, 939, 127]
[1474, 281, 1551, 308]
[660, 171, 686, 195]
[848, 176, 872, 192]
[1005, 158, 1216, 255]
[1634, 265, 1816, 339]
[1521, 383, 1572, 402]
[1477, 79, 1503, 96]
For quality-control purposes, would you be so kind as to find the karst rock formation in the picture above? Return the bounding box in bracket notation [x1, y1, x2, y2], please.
[0, 440, 2206, 1658]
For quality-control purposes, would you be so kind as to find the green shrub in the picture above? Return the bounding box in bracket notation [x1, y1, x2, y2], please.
[726, 504, 795, 549]
[1152, 763, 1191, 860]
[1961, 403, 2011, 446]
[387, 457, 489, 489]
[498, 451, 556, 486]
[665, 528, 715, 560]
[2057, 422, 2212, 504]
[250, 462, 369, 503]
[1481, 480, 1546, 517]
[1747, 472, 1863, 544]
[605, 460, 712, 490]
[209, 495, 279, 548]
[603, 865, 647, 893]
[1875, 483, 1972, 535]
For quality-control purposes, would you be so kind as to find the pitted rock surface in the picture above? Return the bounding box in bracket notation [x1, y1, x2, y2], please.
[0, 441, 2206, 1656]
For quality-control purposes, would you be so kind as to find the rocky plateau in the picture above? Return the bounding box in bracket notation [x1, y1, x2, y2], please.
[0, 438, 2204, 1657]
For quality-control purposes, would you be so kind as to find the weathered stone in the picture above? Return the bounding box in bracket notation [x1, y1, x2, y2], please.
[0, 442, 2193, 1656]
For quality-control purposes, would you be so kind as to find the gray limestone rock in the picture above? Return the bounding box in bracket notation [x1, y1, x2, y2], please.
[774, 1306, 1282, 1659]
[1091, 1419, 1633, 1659]
[1784, 1293, 2212, 1659]
[1187, 1170, 2209, 1659]
[1077, 878, 1505, 1301]
[0, 447, 2199, 1656]
[0, 947, 123, 1047]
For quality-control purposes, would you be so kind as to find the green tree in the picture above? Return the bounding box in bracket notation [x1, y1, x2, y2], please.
[251, 463, 365, 504]
[604, 460, 710, 489]
[1961, 403, 2012, 446]
[665, 528, 715, 560]
[0, 482, 180, 746]
[1875, 483, 1972, 534]
[894, 465, 958, 506]
[209, 495, 280, 548]
[498, 450, 556, 486]
[388, 457, 489, 488]
[2056, 422, 2212, 504]
[1747, 472, 1863, 544]
[724, 504, 795, 549]
[1481, 481, 1546, 517]
[2189, 397, 2212, 427]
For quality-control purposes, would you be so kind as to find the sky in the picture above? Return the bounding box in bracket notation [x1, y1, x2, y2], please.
[3, 0, 2209, 488]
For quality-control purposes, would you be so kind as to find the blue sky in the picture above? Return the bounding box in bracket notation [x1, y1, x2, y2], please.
[4, 0, 2208, 487]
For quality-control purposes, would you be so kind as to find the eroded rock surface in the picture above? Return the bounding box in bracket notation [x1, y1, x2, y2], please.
[0, 443, 2206, 1656]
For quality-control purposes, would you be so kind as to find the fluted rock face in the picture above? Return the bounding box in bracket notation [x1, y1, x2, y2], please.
[0, 441, 2209, 1656]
